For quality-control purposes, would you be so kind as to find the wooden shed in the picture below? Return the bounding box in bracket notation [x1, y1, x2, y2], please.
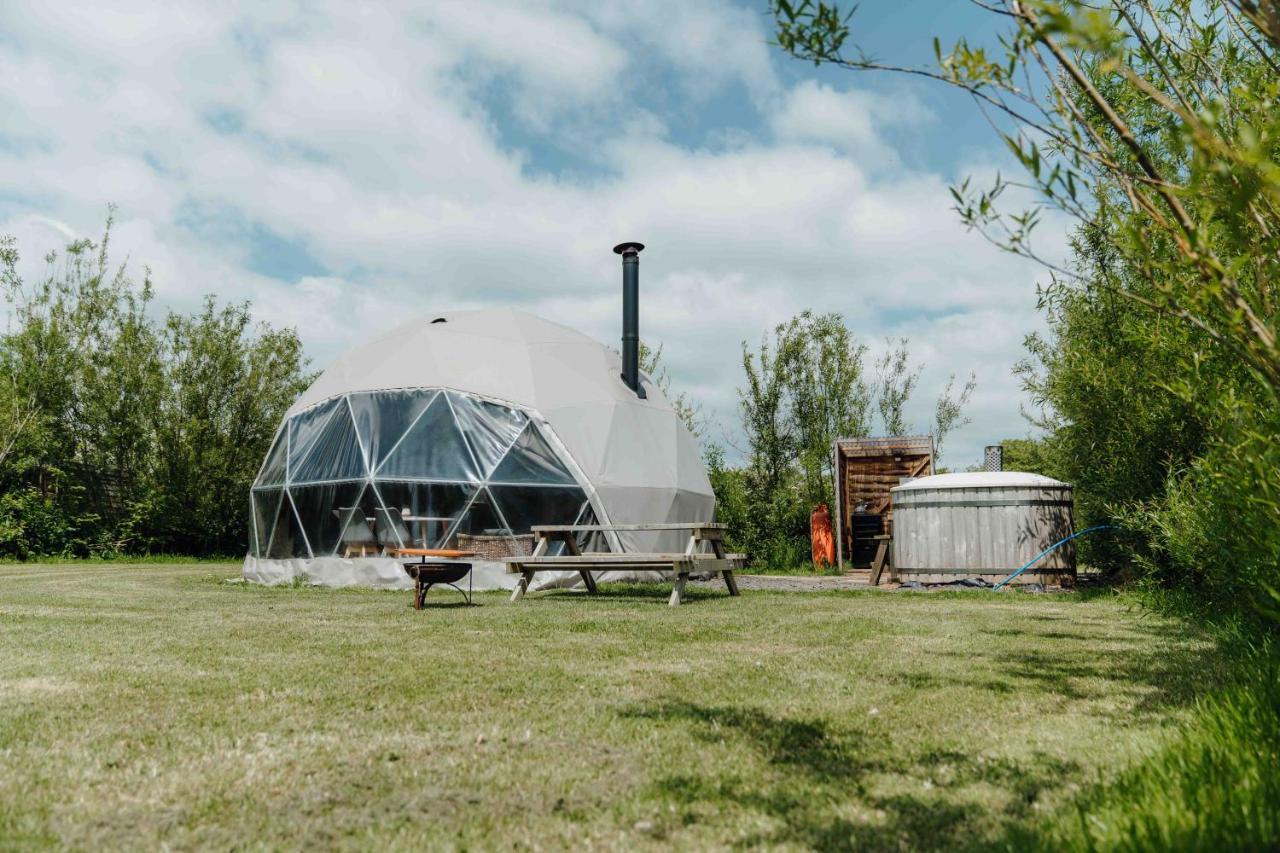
[832, 435, 935, 568]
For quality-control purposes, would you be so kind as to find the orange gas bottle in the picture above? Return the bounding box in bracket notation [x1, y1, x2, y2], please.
[810, 503, 835, 568]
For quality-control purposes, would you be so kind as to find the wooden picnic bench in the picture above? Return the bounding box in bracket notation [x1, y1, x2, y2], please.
[505, 522, 742, 607]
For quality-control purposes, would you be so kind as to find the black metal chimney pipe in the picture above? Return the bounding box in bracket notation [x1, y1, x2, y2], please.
[613, 241, 646, 399]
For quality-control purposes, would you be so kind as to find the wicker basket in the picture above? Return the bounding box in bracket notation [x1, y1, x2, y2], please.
[456, 533, 535, 560]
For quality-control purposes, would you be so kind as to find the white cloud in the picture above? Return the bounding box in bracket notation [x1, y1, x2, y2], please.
[0, 0, 1064, 469]
[770, 80, 931, 168]
[422, 0, 626, 118]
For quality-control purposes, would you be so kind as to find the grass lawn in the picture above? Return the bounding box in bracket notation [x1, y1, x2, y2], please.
[0, 563, 1225, 850]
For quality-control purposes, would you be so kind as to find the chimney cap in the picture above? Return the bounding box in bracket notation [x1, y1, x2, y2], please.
[612, 241, 645, 256]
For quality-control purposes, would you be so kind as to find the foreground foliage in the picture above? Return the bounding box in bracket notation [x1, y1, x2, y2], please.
[0, 564, 1223, 850]
[1026, 645, 1279, 851]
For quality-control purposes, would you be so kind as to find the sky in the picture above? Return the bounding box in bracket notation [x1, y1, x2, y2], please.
[0, 0, 1066, 468]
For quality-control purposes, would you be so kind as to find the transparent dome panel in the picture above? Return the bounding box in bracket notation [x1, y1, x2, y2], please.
[265, 492, 309, 559]
[488, 423, 576, 485]
[291, 401, 367, 484]
[286, 398, 342, 484]
[333, 485, 381, 557]
[377, 393, 481, 481]
[348, 389, 438, 471]
[374, 481, 475, 549]
[289, 480, 368, 557]
[447, 391, 528, 478]
[446, 486, 506, 539]
[256, 430, 287, 487]
[489, 485, 589, 536]
[251, 488, 283, 557]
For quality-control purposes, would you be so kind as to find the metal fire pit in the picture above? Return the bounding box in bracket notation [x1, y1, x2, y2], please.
[403, 561, 473, 608]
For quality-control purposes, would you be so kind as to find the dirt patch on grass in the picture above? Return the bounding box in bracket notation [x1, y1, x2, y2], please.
[1, 676, 79, 696]
[712, 574, 871, 592]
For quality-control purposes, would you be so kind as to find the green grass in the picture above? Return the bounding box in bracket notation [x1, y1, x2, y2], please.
[0, 553, 239, 565]
[0, 563, 1231, 850]
[1014, 640, 1280, 852]
[741, 562, 845, 576]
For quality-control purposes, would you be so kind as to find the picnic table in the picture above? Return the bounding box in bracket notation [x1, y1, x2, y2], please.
[505, 522, 742, 607]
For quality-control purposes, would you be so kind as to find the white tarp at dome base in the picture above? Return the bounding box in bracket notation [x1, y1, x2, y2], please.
[241, 556, 690, 593]
[242, 309, 715, 588]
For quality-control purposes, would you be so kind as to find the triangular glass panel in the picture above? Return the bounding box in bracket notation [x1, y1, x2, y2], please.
[487, 423, 576, 485]
[447, 391, 528, 479]
[335, 484, 382, 557]
[488, 485, 589, 541]
[374, 481, 475, 548]
[287, 398, 341, 484]
[251, 488, 283, 556]
[255, 429, 288, 487]
[288, 480, 369, 557]
[440, 486, 514, 553]
[291, 400, 367, 483]
[266, 491, 310, 558]
[572, 502, 610, 555]
[377, 394, 480, 481]
[349, 389, 438, 471]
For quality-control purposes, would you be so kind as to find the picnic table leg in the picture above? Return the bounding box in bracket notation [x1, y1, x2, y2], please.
[510, 569, 535, 603]
[669, 571, 688, 607]
[510, 534, 550, 603]
[706, 536, 740, 596]
[870, 538, 889, 586]
[579, 570, 599, 594]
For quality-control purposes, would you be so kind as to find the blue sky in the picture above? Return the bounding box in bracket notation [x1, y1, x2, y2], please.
[0, 1, 1064, 467]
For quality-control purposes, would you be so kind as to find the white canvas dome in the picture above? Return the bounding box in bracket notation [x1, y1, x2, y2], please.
[245, 309, 713, 574]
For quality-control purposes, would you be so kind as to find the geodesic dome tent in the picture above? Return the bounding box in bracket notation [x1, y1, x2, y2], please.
[242, 309, 714, 589]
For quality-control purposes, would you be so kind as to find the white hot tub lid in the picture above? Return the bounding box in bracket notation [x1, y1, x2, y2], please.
[892, 471, 1070, 491]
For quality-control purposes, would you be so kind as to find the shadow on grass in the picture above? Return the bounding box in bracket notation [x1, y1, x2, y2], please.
[409, 598, 476, 610]
[936, 617, 1225, 723]
[621, 701, 1083, 851]
[625, 701, 875, 784]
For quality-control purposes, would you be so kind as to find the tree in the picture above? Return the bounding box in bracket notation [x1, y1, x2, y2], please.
[932, 370, 977, 458]
[997, 436, 1056, 476]
[0, 370, 37, 472]
[0, 217, 165, 553]
[781, 312, 872, 508]
[730, 311, 974, 566]
[873, 338, 916, 436]
[150, 298, 314, 553]
[639, 341, 704, 439]
[0, 215, 313, 557]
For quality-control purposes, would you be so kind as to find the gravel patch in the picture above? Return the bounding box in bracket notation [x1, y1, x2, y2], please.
[699, 573, 871, 592]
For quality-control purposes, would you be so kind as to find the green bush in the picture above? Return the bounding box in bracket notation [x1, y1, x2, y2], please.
[0, 215, 313, 559]
[0, 487, 76, 559]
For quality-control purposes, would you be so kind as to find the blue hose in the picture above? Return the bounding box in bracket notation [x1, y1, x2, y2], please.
[992, 525, 1114, 591]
